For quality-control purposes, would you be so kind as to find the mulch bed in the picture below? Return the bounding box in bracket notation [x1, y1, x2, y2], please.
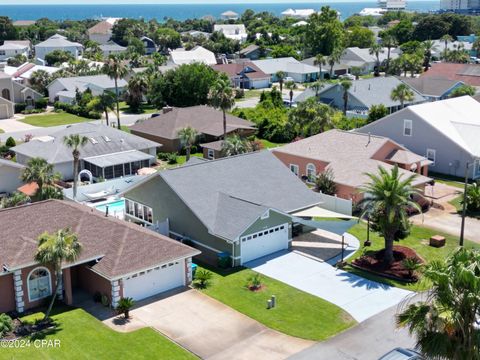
[1, 317, 55, 341]
[351, 246, 424, 283]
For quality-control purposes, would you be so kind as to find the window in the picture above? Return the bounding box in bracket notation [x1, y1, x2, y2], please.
[306, 163, 316, 183]
[0, 50, 5, 56]
[28, 267, 51, 302]
[1, 88, 10, 101]
[207, 149, 215, 160]
[403, 120, 412, 136]
[290, 164, 299, 176]
[426, 149, 436, 166]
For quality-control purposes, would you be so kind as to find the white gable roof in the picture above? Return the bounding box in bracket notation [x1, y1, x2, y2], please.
[169, 46, 216, 65]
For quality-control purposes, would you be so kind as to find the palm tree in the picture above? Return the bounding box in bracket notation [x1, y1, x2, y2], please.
[422, 39, 438, 72]
[208, 74, 235, 140]
[340, 80, 352, 115]
[177, 126, 198, 162]
[391, 83, 415, 109]
[314, 54, 326, 80]
[21, 157, 59, 199]
[29, 70, 52, 96]
[472, 38, 480, 59]
[359, 165, 420, 265]
[103, 54, 128, 129]
[126, 73, 148, 113]
[327, 47, 343, 78]
[381, 33, 397, 76]
[397, 247, 480, 359]
[440, 34, 453, 60]
[285, 80, 297, 108]
[63, 134, 88, 200]
[275, 71, 286, 92]
[309, 80, 324, 97]
[97, 91, 116, 126]
[222, 135, 250, 157]
[369, 43, 385, 76]
[35, 228, 82, 320]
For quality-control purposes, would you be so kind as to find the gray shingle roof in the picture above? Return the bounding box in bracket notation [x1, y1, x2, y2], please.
[158, 151, 321, 240]
[35, 34, 83, 48]
[51, 74, 127, 93]
[12, 123, 160, 164]
[99, 42, 127, 52]
[398, 77, 463, 97]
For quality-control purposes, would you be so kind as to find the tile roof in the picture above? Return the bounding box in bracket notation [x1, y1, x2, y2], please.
[129, 105, 255, 140]
[211, 62, 270, 80]
[87, 20, 114, 35]
[421, 63, 480, 86]
[0, 200, 199, 278]
[398, 77, 463, 97]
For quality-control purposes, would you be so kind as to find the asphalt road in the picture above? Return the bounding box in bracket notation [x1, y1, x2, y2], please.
[289, 293, 423, 360]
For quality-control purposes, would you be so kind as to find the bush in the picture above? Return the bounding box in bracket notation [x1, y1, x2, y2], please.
[21, 109, 45, 115]
[35, 98, 48, 110]
[166, 153, 178, 164]
[0, 313, 13, 338]
[463, 182, 480, 212]
[194, 269, 212, 289]
[246, 273, 262, 291]
[101, 294, 110, 307]
[315, 168, 337, 195]
[5, 137, 16, 148]
[116, 297, 135, 319]
[53, 101, 101, 119]
[14, 103, 27, 113]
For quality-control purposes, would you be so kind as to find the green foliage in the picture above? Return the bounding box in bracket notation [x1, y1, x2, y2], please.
[462, 182, 480, 212]
[0, 192, 31, 209]
[315, 168, 337, 195]
[101, 294, 110, 307]
[270, 44, 298, 59]
[154, 28, 181, 53]
[14, 103, 27, 113]
[54, 101, 101, 120]
[35, 97, 48, 110]
[44, 49, 74, 66]
[0, 17, 17, 42]
[246, 273, 262, 290]
[222, 135, 251, 157]
[126, 74, 148, 113]
[5, 136, 15, 148]
[305, 6, 345, 56]
[402, 257, 422, 279]
[388, 19, 414, 44]
[259, 86, 283, 107]
[368, 104, 388, 123]
[7, 54, 27, 67]
[449, 84, 476, 98]
[194, 269, 213, 289]
[116, 297, 135, 318]
[0, 313, 13, 338]
[288, 98, 337, 137]
[345, 26, 375, 48]
[29, 70, 52, 96]
[21, 157, 60, 199]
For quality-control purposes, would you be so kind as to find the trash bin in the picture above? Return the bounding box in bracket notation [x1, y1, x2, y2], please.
[217, 252, 230, 269]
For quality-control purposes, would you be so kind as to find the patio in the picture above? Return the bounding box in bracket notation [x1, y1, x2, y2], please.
[292, 229, 346, 262]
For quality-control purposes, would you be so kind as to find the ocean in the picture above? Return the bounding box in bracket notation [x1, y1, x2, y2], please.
[0, 2, 439, 22]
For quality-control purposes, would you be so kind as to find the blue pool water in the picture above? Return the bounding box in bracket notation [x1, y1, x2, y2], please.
[95, 199, 125, 214]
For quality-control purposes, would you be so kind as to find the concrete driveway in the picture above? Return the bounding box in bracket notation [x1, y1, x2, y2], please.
[103, 288, 312, 360]
[247, 252, 412, 323]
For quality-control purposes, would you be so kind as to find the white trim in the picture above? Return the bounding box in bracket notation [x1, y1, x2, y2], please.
[27, 266, 52, 303]
[207, 148, 215, 160]
[289, 163, 299, 176]
[403, 119, 413, 137]
[125, 198, 153, 224]
[426, 148, 436, 166]
[306, 163, 316, 183]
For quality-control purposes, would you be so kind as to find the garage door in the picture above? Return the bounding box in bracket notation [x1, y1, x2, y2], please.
[123, 261, 185, 301]
[241, 223, 289, 264]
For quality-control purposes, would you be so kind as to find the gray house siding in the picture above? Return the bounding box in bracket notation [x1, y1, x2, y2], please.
[0, 164, 23, 194]
[241, 210, 292, 239]
[359, 110, 476, 178]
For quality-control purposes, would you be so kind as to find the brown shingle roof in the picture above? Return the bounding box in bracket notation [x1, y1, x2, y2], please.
[212, 62, 270, 80]
[421, 63, 480, 87]
[87, 21, 114, 35]
[130, 105, 256, 140]
[0, 200, 199, 279]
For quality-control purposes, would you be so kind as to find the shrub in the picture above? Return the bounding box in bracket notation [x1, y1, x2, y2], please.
[116, 297, 135, 318]
[315, 168, 337, 195]
[53, 101, 101, 119]
[166, 153, 178, 164]
[463, 182, 480, 212]
[21, 109, 45, 115]
[402, 257, 422, 280]
[5, 137, 16, 148]
[101, 294, 110, 307]
[194, 269, 212, 289]
[35, 98, 48, 110]
[246, 273, 262, 291]
[24, 134, 33, 143]
[14, 103, 27, 113]
[0, 313, 13, 338]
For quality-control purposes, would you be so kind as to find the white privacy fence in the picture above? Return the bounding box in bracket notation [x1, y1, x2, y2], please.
[318, 192, 353, 216]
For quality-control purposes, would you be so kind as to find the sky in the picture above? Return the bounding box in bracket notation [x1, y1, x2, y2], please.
[0, 0, 438, 4]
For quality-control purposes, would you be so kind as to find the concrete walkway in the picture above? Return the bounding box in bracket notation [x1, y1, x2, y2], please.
[247, 252, 412, 323]
[0, 117, 37, 133]
[101, 288, 313, 360]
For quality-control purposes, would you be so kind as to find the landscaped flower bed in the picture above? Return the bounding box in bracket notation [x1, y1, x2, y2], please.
[351, 245, 424, 282]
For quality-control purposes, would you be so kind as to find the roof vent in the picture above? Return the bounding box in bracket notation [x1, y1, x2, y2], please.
[102, 135, 111, 142]
[89, 137, 98, 144]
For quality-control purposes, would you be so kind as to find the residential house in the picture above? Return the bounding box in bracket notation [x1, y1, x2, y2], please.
[358, 96, 480, 179]
[129, 105, 255, 153]
[48, 74, 128, 103]
[252, 57, 319, 83]
[169, 46, 217, 66]
[272, 129, 432, 203]
[212, 62, 270, 89]
[180, 30, 212, 39]
[140, 36, 157, 55]
[4, 40, 32, 51]
[99, 41, 127, 57]
[338, 47, 402, 74]
[213, 24, 248, 43]
[301, 57, 349, 78]
[421, 63, 480, 87]
[5, 62, 60, 86]
[0, 159, 25, 195]
[398, 77, 465, 101]
[430, 39, 475, 58]
[0, 199, 199, 313]
[281, 8, 316, 19]
[294, 77, 425, 117]
[12, 123, 160, 181]
[124, 150, 331, 266]
[0, 69, 43, 119]
[12, 20, 35, 27]
[0, 42, 29, 61]
[34, 34, 83, 62]
[220, 11, 239, 20]
[87, 18, 119, 44]
[239, 44, 270, 60]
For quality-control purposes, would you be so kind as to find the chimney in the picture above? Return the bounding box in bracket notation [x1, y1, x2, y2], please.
[162, 106, 173, 114]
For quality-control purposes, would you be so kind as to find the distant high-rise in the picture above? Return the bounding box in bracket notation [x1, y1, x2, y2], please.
[440, 0, 480, 11]
[378, 0, 407, 10]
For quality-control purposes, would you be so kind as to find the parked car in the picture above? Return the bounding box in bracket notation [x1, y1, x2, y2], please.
[340, 73, 356, 80]
[378, 348, 423, 360]
[284, 76, 294, 83]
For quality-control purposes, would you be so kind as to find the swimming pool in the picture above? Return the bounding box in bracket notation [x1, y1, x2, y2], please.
[95, 199, 125, 217]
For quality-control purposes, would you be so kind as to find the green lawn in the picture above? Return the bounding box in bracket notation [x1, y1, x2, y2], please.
[119, 101, 158, 115]
[20, 113, 91, 127]
[242, 89, 263, 99]
[258, 138, 286, 149]
[175, 153, 203, 166]
[448, 195, 480, 219]
[346, 222, 480, 291]
[120, 125, 131, 133]
[429, 172, 465, 189]
[199, 265, 356, 341]
[3, 307, 196, 360]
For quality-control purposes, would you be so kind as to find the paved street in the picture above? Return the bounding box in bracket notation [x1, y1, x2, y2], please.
[289, 294, 422, 360]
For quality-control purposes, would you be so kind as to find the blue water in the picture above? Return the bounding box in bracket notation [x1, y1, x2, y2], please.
[0, 2, 439, 21]
[95, 199, 125, 214]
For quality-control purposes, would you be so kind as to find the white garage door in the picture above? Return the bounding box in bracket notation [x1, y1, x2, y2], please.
[123, 261, 185, 301]
[241, 223, 289, 264]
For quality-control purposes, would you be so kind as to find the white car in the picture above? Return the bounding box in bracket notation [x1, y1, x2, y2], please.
[340, 73, 356, 80]
[284, 76, 295, 83]
[379, 348, 423, 360]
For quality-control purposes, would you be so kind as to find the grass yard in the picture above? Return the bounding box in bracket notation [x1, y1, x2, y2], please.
[257, 138, 285, 149]
[241, 89, 263, 99]
[3, 307, 196, 360]
[20, 113, 91, 127]
[429, 172, 465, 189]
[120, 125, 131, 133]
[175, 153, 203, 166]
[119, 101, 158, 115]
[346, 222, 480, 291]
[199, 265, 356, 341]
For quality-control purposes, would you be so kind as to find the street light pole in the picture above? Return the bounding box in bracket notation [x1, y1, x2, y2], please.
[459, 162, 471, 247]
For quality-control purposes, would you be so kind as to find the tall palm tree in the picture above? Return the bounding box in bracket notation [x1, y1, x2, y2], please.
[381, 33, 397, 76]
[208, 74, 235, 140]
[29, 70, 52, 96]
[359, 165, 420, 265]
[309, 80, 324, 97]
[177, 126, 198, 162]
[285, 80, 297, 108]
[440, 34, 453, 60]
[21, 157, 59, 199]
[397, 247, 480, 359]
[391, 83, 415, 109]
[314, 54, 326, 80]
[275, 71, 286, 92]
[222, 134, 250, 157]
[340, 79, 352, 115]
[422, 39, 438, 72]
[126, 73, 148, 113]
[327, 47, 343, 78]
[35, 228, 82, 320]
[97, 91, 116, 126]
[103, 54, 128, 129]
[63, 134, 88, 200]
[369, 43, 385, 76]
